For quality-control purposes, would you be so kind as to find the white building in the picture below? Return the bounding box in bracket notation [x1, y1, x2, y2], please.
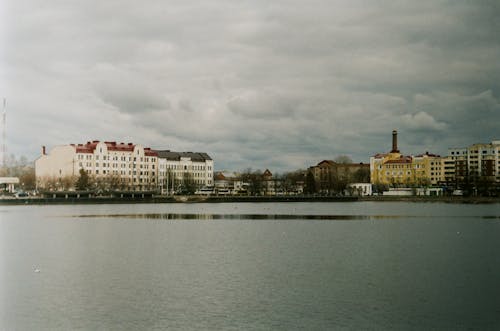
[0, 177, 20, 193]
[447, 141, 500, 183]
[347, 183, 372, 196]
[214, 171, 245, 195]
[35, 141, 158, 191]
[156, 150, 213, 194]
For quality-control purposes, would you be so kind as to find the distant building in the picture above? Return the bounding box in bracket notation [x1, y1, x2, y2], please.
[36, 141, 158, 191]
[0, 177, 19, 193]
[443, 141, 500, 188]
[370, 130, 442, 187]
[308, 160, 369, 194]
[214, 171, 245, 195]
[156, 150, 213, 194]
[347, 183, 372, 196]
[261, 169, 275, 196]
[35, 141, 214, 193]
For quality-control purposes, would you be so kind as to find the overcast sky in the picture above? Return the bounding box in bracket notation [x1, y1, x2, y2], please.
[1, 0, 499, 172]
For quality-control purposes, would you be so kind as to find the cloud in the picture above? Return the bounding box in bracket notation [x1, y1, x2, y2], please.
[401, 112, 448, 131]
[2, 0, 500, 171]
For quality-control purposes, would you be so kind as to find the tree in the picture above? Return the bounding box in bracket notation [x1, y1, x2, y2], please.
[75, 169, 90, 191]
[60, 176, 76, 191]
[182, 172, 197, 194]
[107, 174, 122, 191]
[240, 168, 263, 196]
[304, 171, 317, 195]
[19, 168, 36, 190]
[352, 167, 370, 183]
[334, 155, 353, 164]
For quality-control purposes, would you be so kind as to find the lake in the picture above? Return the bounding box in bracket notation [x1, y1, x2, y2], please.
[1, 202, 499, 330]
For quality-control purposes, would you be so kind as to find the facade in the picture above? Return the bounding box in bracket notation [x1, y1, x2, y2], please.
[370, 130, 442, 186]
[36, 142, 214, 193]
[36, 141, 158, 191]
[261, 169, 275, 196]
[347, 183, 372, 196]
[214, 171, 245, 195]
[444, 141, 500, 187]
[309, 160, 369, 194]
[0, 177, 20, 193]
[156, 150, 213, 194]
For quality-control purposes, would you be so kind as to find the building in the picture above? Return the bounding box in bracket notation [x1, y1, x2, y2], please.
[36, 141, 158, 191]
[347, 183, 372, 196]
[156, 150, 213, 194]
[213, 171, 245, 195]
[444, 141, 500, 189]
[370, 130, 443, 187]
[0, 177, 19, 193]
[308, 160, 369, 194]
[261, 169, 275, 196]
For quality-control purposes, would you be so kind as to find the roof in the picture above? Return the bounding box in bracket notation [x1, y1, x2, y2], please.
[415, 152, 441, 157]
[214, 172, 227, 181]
[384, 156, 413, 164]
[317, 160, 337, 167]
[315, 160, 368, 168]
[155, 150, 212, 162]
[0, 177, 20, 184]
[72, 141, 158, 156]
[262, 169, 272, 177]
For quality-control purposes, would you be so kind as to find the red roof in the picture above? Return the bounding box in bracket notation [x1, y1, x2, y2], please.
[214, 172, 226, 181]
[74, 141, 157, 156]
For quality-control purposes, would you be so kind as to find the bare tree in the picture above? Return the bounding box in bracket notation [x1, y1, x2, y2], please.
[334, 155, 353, 164]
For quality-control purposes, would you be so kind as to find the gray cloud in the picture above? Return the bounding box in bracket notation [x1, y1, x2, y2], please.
[2, 0, 499, 171]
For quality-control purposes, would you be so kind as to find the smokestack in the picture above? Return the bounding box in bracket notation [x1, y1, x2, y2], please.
[391, 130, 399, 153]
[42, 146, 46, 155]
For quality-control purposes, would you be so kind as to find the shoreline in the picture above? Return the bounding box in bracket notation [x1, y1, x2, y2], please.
[0, 195, 499, 205]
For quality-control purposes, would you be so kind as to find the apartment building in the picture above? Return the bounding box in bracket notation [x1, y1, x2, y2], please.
[35, 141, 158, 191]
[445, 141, 500, 184]
[156, 150, 214, 194]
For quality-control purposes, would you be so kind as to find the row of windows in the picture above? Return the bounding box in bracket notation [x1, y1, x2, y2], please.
[159, 164, 212, 171]
[77, 154, 157, 163]
[452, 150, 497, 156]
[79, 162, 155, 169]
[84, 168, 156, 176]
[378, 164, 422, 170]
[159, 171, 207, 178]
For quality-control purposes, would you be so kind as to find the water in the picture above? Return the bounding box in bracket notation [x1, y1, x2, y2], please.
[1, 202, 499, 330]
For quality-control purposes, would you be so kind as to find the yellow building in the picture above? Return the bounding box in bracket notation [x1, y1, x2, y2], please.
[370, 131, 443, 186]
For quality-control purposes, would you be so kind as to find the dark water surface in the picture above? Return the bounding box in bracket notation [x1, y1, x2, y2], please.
[1, 202, 499, 330]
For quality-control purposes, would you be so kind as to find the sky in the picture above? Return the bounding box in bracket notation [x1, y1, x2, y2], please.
[1, 0, 499, 172]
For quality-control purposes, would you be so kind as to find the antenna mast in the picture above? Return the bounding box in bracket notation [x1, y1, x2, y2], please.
[1, 98, 5, 167]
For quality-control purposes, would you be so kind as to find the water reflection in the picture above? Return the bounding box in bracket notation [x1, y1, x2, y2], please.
[71, 213, 500, 220]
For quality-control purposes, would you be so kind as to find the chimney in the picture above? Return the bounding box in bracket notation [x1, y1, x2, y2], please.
[42, 146, 46, 155]
[391, 130, 399, 153]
